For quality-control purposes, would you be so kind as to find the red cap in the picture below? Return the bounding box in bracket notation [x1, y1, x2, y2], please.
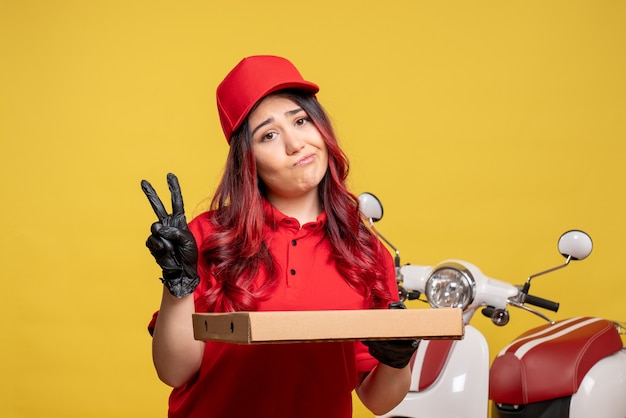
[216, 55, 319, 143]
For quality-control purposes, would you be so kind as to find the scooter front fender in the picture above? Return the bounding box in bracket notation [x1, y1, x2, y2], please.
[377, 325, 489, 418]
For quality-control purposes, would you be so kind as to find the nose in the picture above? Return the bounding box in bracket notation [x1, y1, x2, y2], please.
[283, 130, 305, 155]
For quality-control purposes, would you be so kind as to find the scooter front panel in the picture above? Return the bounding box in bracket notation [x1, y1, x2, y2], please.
[378, 325, 489, 418]
[569, 349, 626, 418]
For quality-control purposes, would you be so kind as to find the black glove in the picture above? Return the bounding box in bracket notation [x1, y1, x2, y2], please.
[362, 301, 421, 369]
[141, 173, 200, 298]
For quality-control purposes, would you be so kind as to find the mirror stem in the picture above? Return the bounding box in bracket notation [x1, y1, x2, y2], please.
[368, 219, 400, 269]
[522, 255, 572, 294]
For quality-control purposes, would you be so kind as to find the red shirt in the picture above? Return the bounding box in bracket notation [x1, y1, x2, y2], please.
[153, 203, 397, 418]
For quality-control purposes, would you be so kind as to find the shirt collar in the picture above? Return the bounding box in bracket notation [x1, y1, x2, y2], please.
[262, 198, 326, 232]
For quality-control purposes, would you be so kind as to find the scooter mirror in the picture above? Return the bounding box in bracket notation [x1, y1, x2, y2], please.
[358, 192, 383, 222]
[558, 230, 593, 261]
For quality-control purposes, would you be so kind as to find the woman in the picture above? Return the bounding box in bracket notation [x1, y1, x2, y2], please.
[141, 55, 417, 417]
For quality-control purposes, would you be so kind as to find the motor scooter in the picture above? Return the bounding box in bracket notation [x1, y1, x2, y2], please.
[358, 193, 626, 418]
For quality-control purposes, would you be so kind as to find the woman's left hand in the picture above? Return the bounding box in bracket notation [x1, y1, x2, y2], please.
[362, 302, 420, 369]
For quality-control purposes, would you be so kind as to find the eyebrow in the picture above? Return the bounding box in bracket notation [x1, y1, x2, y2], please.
[250, 107, 305, 137]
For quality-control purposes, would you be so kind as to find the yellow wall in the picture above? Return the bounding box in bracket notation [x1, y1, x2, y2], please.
[1, 1, 624, 417]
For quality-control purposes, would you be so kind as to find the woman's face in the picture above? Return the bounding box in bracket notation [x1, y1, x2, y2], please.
[248, 94, 329, 202]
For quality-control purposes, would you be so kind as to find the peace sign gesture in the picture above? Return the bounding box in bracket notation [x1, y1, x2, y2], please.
[141, 173, 199, 298]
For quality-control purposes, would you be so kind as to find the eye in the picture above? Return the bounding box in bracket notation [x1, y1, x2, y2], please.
[260, 131, 277, 142]
[295, 117, 310, 126]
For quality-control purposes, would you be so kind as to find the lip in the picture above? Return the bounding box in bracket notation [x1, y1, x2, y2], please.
[294, 153, 316, 167]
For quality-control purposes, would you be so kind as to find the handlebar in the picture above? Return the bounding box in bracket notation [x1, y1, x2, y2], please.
[482, 291, 560, 321]
[481, 292, 560, 325]
[524, 294, 560, 312]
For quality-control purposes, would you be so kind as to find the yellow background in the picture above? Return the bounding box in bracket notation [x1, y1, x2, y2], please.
[1, 1, 624, 417]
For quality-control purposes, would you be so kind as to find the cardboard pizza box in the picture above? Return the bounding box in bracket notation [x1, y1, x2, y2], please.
[192, 308, 463, 344]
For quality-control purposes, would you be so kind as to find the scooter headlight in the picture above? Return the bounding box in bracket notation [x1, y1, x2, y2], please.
[425, 262, 475, 310]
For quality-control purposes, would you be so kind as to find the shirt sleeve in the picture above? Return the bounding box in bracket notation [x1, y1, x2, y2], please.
[355, 340, 379, 372]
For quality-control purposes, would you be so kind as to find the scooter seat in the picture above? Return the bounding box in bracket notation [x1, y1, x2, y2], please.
[489, 316, 622, 405]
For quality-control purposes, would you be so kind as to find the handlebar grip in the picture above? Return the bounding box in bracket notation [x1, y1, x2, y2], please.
[482, 306, 496, 318]
[525, 294, 560, 312]
[407, 291, 421, 301]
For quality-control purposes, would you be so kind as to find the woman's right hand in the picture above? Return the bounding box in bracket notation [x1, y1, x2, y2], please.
[141, 173, 200, 298]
